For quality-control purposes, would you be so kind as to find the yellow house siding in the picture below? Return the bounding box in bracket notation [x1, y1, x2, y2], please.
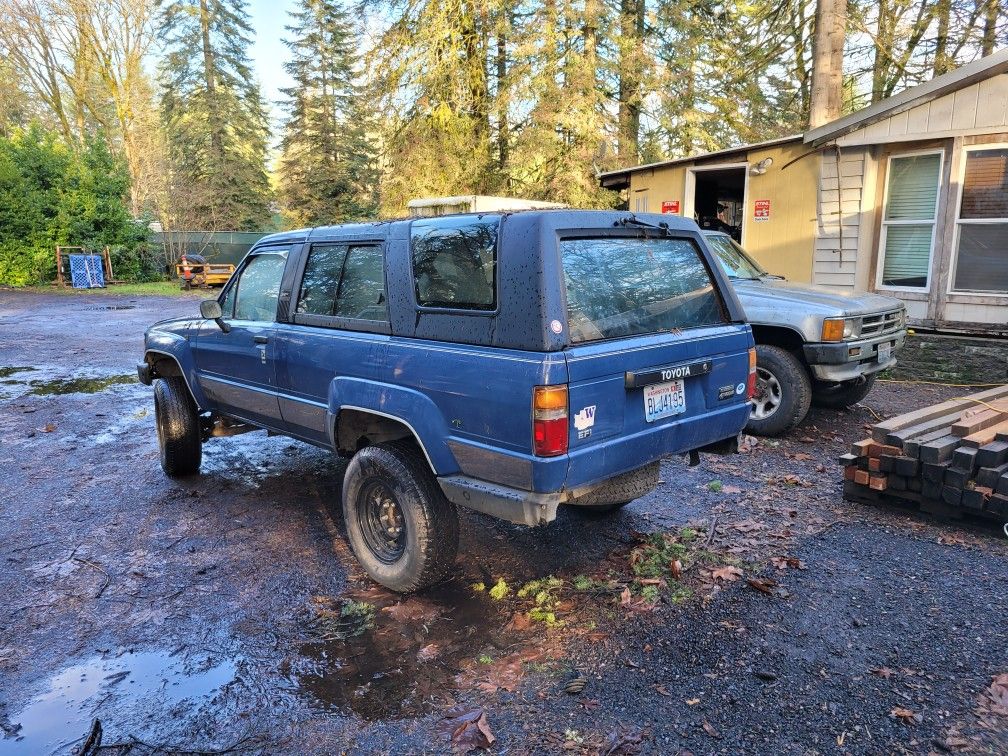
[625, 140, 818, 283]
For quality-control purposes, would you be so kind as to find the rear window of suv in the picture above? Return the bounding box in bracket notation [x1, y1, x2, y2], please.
[561, 236, 726, 343]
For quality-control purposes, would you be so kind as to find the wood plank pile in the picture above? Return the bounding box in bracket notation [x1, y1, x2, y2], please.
[840, 384, 1008, 519]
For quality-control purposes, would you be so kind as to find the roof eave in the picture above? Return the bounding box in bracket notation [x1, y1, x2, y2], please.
[804, 47, 1008, 146]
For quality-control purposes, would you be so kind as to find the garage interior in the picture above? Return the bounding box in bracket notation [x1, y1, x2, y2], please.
[692, 167, 746, 241]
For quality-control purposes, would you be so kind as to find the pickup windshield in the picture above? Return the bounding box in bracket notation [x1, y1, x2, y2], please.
[703, 233, 766, 280]
[562, 236, 726, 343]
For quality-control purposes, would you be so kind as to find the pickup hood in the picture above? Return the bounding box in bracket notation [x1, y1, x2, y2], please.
[733, 278, 903, 318]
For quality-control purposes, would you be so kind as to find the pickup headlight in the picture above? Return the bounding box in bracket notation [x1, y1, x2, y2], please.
[821, 317, 859, 342]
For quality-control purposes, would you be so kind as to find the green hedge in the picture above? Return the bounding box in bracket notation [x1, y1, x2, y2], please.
[0, 126, 151, 286]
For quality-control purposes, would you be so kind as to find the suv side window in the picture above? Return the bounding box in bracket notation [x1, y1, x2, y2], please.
[333, 245, 387, 321]
[234, 253, 287, 322]
[411, 216, 498, 310]
[294, 242, 389, 330]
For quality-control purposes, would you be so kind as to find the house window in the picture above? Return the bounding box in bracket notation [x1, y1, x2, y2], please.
[878, 152, 942, 289]
[951, 147, 1008, 293]
[633, 193, 649, 213]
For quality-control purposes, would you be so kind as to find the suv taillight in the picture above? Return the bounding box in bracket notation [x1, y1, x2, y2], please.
[533, 385, 568, 456]
[746, 347, 757, 399]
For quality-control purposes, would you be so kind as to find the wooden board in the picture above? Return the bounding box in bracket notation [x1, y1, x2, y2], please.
[962, 420, 1008, 449]
[951, 403, 1008, 436]
[871, 385, 1008, 442]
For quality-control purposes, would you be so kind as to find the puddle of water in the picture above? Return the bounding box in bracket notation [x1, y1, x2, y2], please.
[27, 375, 136, 396]
[291, 581, 503, 721]
[0, 367, 37, 379]
[0, 650, 235, 755]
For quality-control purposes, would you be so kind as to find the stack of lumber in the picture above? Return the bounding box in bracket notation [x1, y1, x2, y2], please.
[841, 384, 1008, 519]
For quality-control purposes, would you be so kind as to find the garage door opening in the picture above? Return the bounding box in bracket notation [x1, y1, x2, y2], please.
[689, 166, 747, 243]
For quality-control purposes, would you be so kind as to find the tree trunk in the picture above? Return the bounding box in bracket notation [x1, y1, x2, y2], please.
[809, 0, 847, 127]
[199, 0, 223, 162]
[933, 0, 952, 75]
[495, 15, 509, 170]
[617, 0, 644, 161]
[981, 0, 999, 56]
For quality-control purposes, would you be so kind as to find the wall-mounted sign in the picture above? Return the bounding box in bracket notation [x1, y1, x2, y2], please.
[754, 199, 770, 222]
[661, 200, 680, 214]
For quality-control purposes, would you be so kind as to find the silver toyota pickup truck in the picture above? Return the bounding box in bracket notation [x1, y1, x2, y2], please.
[703, 231, 906, 436]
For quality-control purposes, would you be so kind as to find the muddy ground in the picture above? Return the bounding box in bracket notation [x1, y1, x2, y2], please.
[1, 289, 1006, 755]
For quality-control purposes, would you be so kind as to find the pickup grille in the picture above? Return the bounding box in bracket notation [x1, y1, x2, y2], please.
[860, 309, 902, 337]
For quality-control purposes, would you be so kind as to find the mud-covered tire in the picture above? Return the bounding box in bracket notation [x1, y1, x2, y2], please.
[342, 442, 459, 593]
[813, 374, 877, 409]
[154, 376, 202, 477]
[745, 344, 811, 437]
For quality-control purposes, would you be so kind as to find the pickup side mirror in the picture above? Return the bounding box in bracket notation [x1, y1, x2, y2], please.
[200, 299, 230, 333]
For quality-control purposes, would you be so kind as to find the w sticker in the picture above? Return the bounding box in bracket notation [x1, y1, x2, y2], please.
[574, 405, 596, 431]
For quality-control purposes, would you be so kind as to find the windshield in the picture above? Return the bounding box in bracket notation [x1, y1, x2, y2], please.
[703, 234, 766, 279]
[561, 236, 726, 343]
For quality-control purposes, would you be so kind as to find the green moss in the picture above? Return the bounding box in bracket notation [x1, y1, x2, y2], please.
[488, 578, 510, 601]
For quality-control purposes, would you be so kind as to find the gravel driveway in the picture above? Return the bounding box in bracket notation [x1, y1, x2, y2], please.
[1, 289, 1006, 755]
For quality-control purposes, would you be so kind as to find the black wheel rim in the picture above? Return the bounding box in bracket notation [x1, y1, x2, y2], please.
[357, 481, 406, 563]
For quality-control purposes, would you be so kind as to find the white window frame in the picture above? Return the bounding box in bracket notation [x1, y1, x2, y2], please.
[683, 162, 750, 247]
[875, 149, 944, 294]
[948, 142, 1008, 297]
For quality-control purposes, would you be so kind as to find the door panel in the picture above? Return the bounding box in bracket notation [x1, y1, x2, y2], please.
[191, 251, 287, 427]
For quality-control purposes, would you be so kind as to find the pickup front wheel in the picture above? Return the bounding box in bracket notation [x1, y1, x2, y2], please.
[154, 376, 202, 476]
[745, 345, 812, 437]
[342, 442, 459, 593]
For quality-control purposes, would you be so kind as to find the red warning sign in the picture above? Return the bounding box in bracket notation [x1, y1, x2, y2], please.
[754, 199, 770, 222]
[661, 200, 680, 214]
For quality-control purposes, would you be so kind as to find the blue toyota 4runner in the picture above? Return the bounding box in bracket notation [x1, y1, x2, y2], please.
[139, 211, 756, 592]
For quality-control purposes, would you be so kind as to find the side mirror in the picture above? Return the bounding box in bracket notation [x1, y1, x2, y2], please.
[200, 299, 230, 333]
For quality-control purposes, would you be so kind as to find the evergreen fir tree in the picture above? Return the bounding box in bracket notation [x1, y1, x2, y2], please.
[158, 0, 272, 231]
[277, 0, 378, 226]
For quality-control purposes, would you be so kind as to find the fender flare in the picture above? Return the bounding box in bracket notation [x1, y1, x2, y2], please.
[143, 346, 208, 410]
[326, 377, 459, 475]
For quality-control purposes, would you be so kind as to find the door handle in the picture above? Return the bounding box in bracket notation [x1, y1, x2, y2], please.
[253, 335, 268, 344]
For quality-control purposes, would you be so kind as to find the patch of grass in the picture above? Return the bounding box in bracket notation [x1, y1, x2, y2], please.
[707, 480, 723, 492]
[626, 528, 720, 605]
[23, 281, 207, 297]
[478, 654, 493, 664]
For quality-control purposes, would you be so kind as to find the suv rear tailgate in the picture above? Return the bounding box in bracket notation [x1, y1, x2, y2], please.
[563, 325, 752, 490]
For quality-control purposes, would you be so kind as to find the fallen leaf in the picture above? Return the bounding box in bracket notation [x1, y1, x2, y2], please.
[890, 706, 920, 724]
[417, 643, 440, 662]
[436, 706, 496, 752]
[870, 666, 894, 679]
[798, 436, 816, 443]
[793, 452, 813, 461]
[721, 485, 742, 494]
[602, 724, 647, 755]
[711, 566, 742, 582]
[669, 560, 682, 579]
[770, 556, 805, 571]
[702, 719, 721, 738]
[746, 578, 779, 595]
[654, 685, 672, 697]
[42, 422, 56, 433]
[507, 611, 531, 632]
[580, 697, 600, 711]
[685, 697, 700, 705]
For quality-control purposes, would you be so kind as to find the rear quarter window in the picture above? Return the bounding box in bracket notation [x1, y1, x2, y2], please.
[562, 236, 726, 343]
[411, 216, 499, 310]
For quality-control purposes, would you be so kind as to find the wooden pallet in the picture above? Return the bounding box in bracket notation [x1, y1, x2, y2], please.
[842, 385, 1008, 521]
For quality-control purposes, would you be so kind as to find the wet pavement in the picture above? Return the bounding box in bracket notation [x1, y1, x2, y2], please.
[1, 288, 1006, 754]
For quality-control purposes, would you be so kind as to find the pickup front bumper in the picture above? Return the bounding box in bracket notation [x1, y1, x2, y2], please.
[803, 329, 906, 383]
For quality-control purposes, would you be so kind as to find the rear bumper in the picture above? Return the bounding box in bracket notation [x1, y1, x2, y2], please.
[804, 329, 905, 382]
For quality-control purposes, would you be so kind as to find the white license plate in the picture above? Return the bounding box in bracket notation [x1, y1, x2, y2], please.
[877, 342, 892, 362]
[644, 379, 686, 423]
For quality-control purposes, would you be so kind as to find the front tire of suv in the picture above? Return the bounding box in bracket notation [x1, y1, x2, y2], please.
[342, 442, 459, 593]
[154, 376, 202, 477]
[813, 374, 877, 409]
[745, 345, 812, 437]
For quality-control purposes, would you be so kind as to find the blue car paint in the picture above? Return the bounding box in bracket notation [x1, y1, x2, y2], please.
[142, 210, 754, 522]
